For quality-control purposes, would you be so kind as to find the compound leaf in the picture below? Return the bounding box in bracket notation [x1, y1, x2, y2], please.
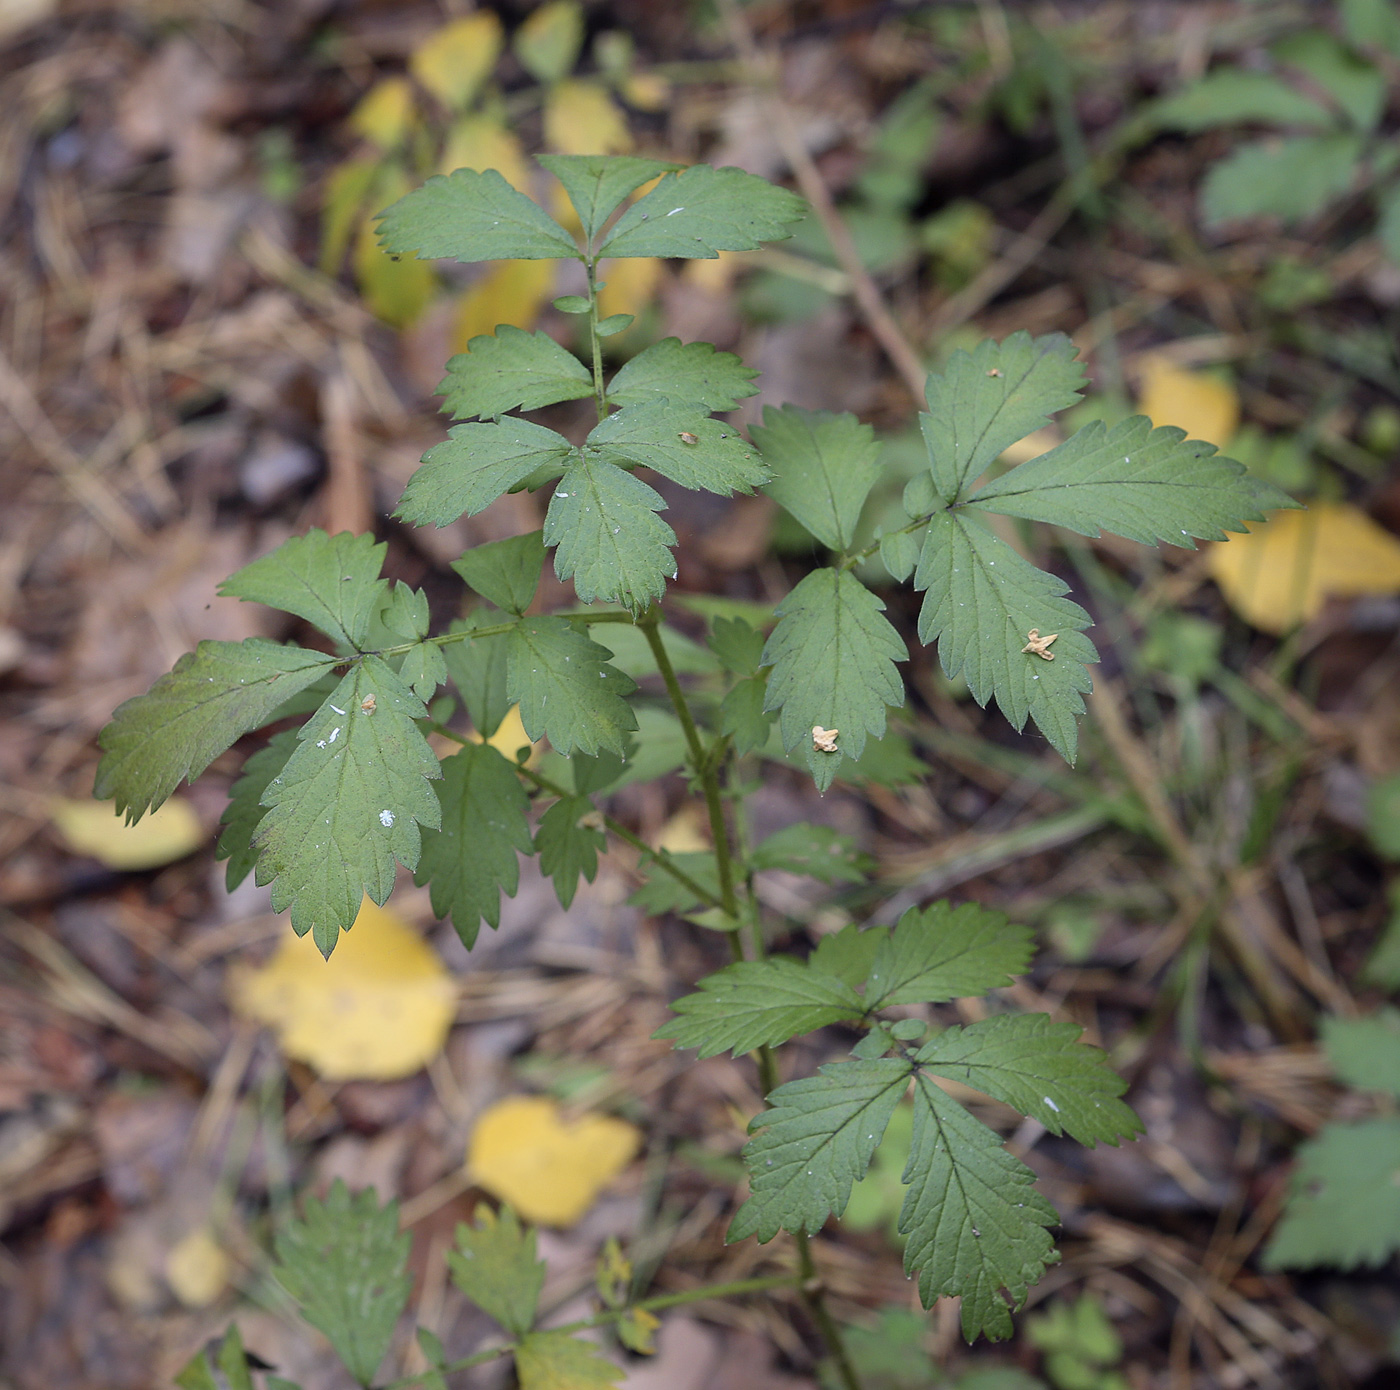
[536, 153, 678, 240]
[915, 513, 1097, 763]
[506, 617, 637, 756]
[514, 1330, 622, 1390]
[914, 1014, 1141, 1146]
[864, 902, 1035, 1009]
[220, 530, 387, 651]
[272, 1180, 411, 1386]
[900, 1074, 1059, 1341]
[535, 793, 606, 908]
[1262, 1117, 1400, 1270]
[921, 333, 1087, 504]
[446, 1206, 544, 1338]
[216, 729, 298, 891]
[749, 822, 869, 884]
[443, 612, 510, 738]
[417, 742, 533, 949]
[397, 419, 576, 528]
[966, 416, 1297, 546]
[438, 326, 593, 420]
[720, 675, 774, 754]
[175, 1325, 258, 1390]
[753, 406, 881, 551]
[599, 164, 806, 259]
[586, 401, 768, 494]
[252, 657, 442, 956]
[729, 1057, 912, 1242]
[1320, 1008, 1400, 1099]
[544, 459, 675, 613]
[655, 958, 865, 1059]
[1201, 133, 1363, 225]
[451, 531, 546, 615]
[763, 567, 906, 792]
[606, 338, 759, 413]
[1149, 69, 1334, 131]
[376, 167, 579, 262]
[708, 615, 767, 675]
[95, 639, 336, 822]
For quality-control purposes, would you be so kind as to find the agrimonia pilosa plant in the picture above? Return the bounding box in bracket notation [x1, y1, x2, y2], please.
[99, 156, 1295, 1388]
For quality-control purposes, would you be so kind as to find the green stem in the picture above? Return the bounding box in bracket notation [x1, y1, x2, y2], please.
[638, 612, 741, 919]
[795, 1232, 862, 1390]
[839, 509, 939, 571]
[586, 257, 608, 421]
[425, 724, 727, 914]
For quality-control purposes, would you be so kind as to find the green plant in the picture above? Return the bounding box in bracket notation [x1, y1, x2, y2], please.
[98, 154, 1293, 1385]
[1147, 1, 1400, 259]
[1026, 1294, 1127, 1390]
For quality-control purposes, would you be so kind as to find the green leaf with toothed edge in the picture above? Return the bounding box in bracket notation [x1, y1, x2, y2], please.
[863, 901, 1035, 1009]
[216, 729, 298, 891]
[720, 675, 774, 755]
[920, 332, 1087, 504]
[585, 401, 768, 495]
[446, 1206, 544, 1338]
[396, 419, 576, 528]
[606, 337, 760, 413]
[810, 923, 889, 990]
[598, 164, 806, 259]
[545, 458, 677, 613]
[451, 531, 546, 616]
[655, 957, 865, 1059]
[762, 567, 906, 793]
[537, 153, 679, 241]
[437, 326, 593, 421]
[1321, 1008, 1400, 1099]
[251, 657, 442, 957]
[752, 406, 882, 551]
[729, 1057, 912, 1243]
[535, 793, 606, 909]
[514, 1331, 622, 1390]
[914, 512, 1097, 764]
[272, 1180, 412, 1386]
[505, 616, 637, 757]
[899, 1073, 1060, 1341]
[442, 612, 510, 739]
[375, 167, 580, 262]
[913, 1014, 1142, 1146]
[965, 415, 1299, 546]
[219, 529, 387, 651]
[95, 639, 337, 823]
[416, 742, 533, 950]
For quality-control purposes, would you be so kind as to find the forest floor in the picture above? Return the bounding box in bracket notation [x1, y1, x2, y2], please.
[2, 2, 1399, 1388]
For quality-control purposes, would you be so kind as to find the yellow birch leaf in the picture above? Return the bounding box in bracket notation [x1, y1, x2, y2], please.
[597, 255, 662, 320]
[410, 12, 504, 111]
[621, 73, 670, 112]
[347, 77, 416, 152]
[230, 897, 455, 1081]
[514, 0, 584, 84]
[682, 249, 746, 293]
[543, 79, 632, 156]
[453, 259, 556, 348]
[1137, 356, 1240, 448]
[320, 157, 381, 275]
[467, 1095, 640, 1227]
[51, 797, 204, 870]
[440, 112, 530, 191]
[165, 1227, 229, 1309]
[1206, 502, 1400, 634]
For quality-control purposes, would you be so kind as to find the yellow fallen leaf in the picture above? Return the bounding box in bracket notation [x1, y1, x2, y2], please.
[231, 898, 455, 1081]
[597, 255, 662, 321]
[354, 213, 437, 328]
[51, 797, 204, 870]
[514, 0, 584, 84]
[454, 259, 556, 348]
[1207, 502, 1400, 634]
[347, 77, 416, 152]
[473, 704, 535, 764]
[543, 79, 632, 156]
[621, 72, 669, 112]
[441, 113, 530, 191]
[410, 12, 503, 111]
[1137, 356, 1239, 448]
[655, 804, 708, 854]
[467, 1095, 640, 1227]
[683, 249, 747, 293]
[165, 1227, 229, 1309]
